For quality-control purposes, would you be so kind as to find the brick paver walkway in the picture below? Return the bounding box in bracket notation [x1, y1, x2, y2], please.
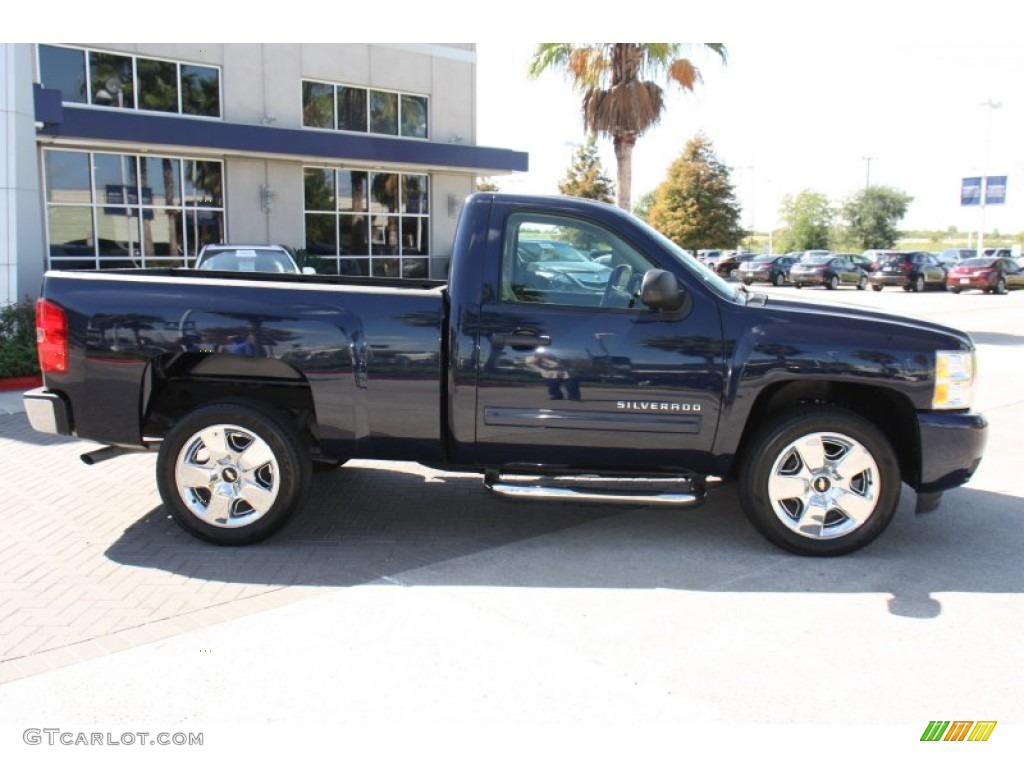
[0, 410, 614, 683]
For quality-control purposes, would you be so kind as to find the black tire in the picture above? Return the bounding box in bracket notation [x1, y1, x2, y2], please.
[737, 406, 901, 556]
[773, 272, 785, 287]
[795, 283, 803, 289]
[156, 401, 311, 545]
[949, 286, 961, 294]
[826, 274, 839, 290]
[912, 275, 925, 293]
[871, 284, 883, 292]
[313, 458, 346, 472]
[995, 277, 1007, 295]
[857, 274, 867, 290]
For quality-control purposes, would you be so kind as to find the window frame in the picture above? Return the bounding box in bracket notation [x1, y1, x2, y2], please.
[36, 44, 222, 120]
[299, 79, 430, 140]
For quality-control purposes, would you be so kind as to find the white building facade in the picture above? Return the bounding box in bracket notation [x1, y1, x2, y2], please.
[1, 43, 526, 303]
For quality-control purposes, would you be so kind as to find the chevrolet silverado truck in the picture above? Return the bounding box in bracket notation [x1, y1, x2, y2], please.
[24, 194, 987, 556]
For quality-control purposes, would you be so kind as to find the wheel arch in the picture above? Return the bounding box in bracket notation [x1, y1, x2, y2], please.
[141, 352, 337, 460]
[731, 380, 919, 486]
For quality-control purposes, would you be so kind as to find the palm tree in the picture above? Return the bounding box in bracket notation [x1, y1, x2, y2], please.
[528, 43, 726, 211]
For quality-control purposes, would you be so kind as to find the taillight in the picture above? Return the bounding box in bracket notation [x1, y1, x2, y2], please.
[900, 262, 912, 272]
[980, 269, 996, 281]
[36, 298, 68, 374]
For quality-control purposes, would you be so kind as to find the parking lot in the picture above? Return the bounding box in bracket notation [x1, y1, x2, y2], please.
[1, 285, 1021, 761]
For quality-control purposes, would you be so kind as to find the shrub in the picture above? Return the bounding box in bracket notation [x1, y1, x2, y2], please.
[0, 297, 39, 378]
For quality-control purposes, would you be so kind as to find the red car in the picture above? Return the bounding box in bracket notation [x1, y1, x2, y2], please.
[946, 257, 1024, 294]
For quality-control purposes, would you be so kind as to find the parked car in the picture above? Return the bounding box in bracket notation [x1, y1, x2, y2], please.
[846, 253, 878, 275]
[195, 244, 315, 275]
[946, 257, 1024, 294]
[868, 251, 947, 292]
[697, 249, 724, 268]
[515, 239, 612, 292]
[982, 248, 1013, 259]
[937, 248, 975, 267]
[790, 254, 868, 290]
[715, 252, 759, 279]
[738, 254, 798, 286]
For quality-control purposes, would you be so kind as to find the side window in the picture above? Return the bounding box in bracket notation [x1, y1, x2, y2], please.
[501, 212, 657, 309]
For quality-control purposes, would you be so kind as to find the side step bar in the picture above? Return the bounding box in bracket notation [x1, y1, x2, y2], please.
[484, 469, 706, 506]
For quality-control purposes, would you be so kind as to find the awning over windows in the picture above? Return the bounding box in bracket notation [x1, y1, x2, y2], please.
[34, 85, 528, 175]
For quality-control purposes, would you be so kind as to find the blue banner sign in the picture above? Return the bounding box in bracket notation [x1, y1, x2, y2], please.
[962, 176, 1007, 206]
[961, 177, 982, 206]
[985, 176, 1007, 205]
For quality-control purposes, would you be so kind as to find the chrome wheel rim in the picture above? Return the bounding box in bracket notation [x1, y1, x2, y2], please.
[174, 424, 280, 528]
[767, 431, 880, 540]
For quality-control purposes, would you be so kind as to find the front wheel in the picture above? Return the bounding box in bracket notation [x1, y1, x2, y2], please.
[156, 402, 311, 545]
[995, 277, 1007, 295]
[913, 275, 925, 292]
[738, 407, 901, 556]
[871, 284, 883, 292]
[857, 274, 868, 290]
[826, 275, 839, 290]
[773, 272, 785, 287]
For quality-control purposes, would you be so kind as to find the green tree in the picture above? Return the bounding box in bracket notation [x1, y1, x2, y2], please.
[476, 177, 500, 192]
[528, 43, 727, 211]
[842, 186, 913, 249]
[647, 133, 745, 250]
[633, 189, 656, 222]
[558, 135, 615, 203]
[777, 190, 833, 252]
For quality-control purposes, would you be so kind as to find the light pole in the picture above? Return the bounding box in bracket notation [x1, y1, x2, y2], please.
[977, 99, 1002, 257]
[861, 156, 873, 192]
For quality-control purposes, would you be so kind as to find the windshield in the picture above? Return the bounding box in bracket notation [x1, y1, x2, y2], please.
[801, 256, 833, 265]
[752, 255, 776, 263]
[644, 225, 740, 302]
[198, 249, 297, 273]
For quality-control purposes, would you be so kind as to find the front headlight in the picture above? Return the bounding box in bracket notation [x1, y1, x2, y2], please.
[932, 350, 975, 409]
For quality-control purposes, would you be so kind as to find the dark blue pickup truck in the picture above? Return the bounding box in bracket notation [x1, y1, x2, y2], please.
[24, 194, 987, 555]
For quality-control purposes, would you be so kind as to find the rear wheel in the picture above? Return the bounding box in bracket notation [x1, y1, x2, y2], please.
[912, 275, 925, 292]
[795, 283, 803, 289]
[871, 284, 883, 292]
[857, 274, 868, 290]
[949, 286, 961, 294]
[827, 275, 839, 290]
[738, 407, 901, 556]
[773, 272, 785, 287]
[156, 402, 311, 545]
[995, 277, 1007, 295]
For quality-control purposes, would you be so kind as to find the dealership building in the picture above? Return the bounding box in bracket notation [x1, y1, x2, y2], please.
[1, 43, 527, 303]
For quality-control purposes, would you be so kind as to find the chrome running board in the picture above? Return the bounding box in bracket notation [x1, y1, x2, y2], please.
[484, 469, 705, 506]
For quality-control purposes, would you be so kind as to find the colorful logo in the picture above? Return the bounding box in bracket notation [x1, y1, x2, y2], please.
[921, 721, 997, 742]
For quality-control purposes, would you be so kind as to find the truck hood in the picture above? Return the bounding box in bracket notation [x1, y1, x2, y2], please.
[752, 296, 975, 351]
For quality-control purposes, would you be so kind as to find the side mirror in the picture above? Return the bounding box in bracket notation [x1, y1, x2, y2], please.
[301, 266, 317, 275]
[640, 269, 689, 319]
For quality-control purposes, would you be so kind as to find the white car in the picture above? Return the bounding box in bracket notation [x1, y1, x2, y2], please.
[195, 244, 315, 275]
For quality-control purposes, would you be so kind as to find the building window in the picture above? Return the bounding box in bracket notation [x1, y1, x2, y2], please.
[37, 45, 221, 119]
[301, 80, 428, 139]
[44, 149, 224, 270]
[304, 167, 429, 278]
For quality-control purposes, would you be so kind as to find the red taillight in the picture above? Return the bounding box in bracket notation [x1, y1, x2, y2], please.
[36, 298, 68, 374]
[900, 262, 912, 272]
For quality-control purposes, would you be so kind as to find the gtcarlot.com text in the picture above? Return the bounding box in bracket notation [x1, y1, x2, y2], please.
[23, 729, 203, 746]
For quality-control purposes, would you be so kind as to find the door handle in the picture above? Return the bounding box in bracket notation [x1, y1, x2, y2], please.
[492, 332, 552, 349]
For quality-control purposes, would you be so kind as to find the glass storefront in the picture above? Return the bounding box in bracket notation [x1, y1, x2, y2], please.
[44, 149, 224, 269]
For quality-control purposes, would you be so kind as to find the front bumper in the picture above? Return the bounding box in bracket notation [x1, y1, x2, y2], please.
[916, 410, 987, 493]
[23, 387, 73, 436]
